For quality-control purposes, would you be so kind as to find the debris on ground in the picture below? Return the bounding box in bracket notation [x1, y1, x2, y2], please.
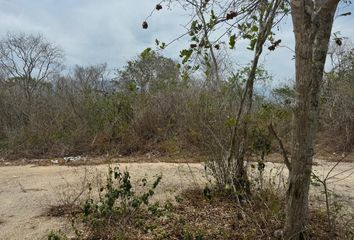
[64, 156, 82, 163]
[51, 160, 59, 164]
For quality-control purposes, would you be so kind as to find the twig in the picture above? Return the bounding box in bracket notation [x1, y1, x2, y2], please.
[268, 123, 291, 171]
[71, 168, 88, 205]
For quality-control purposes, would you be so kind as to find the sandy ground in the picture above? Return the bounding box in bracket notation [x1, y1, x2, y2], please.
[0, 161, 353, 240]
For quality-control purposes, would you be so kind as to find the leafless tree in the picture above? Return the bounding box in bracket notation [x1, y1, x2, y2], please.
[72, 63, 109, 94]
[0, 32, 64, 103]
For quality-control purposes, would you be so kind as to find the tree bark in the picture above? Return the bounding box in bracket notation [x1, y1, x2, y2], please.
[284, 1, 339, 239]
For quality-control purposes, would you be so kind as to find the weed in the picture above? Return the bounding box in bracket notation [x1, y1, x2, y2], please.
[74, 165, 162, 239]
[47, 230, 66, 240]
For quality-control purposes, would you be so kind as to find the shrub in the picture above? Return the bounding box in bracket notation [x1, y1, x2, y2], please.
[74, 166, 162, 239]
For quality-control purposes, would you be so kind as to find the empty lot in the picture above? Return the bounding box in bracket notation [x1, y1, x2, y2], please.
[0, 160, 353, 240]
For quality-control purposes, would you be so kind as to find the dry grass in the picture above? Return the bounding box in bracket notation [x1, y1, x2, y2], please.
[128, 188, 284, 240]
[46, 203, 80, 218]
[47, 186, 354, 240]
[131, 188, 353, 240]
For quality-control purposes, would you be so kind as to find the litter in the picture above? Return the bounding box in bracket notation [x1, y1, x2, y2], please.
[64, 156, 82, 163]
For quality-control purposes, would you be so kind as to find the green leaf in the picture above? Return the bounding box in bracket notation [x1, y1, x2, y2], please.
[243, 34, 253, 40]
[229, 34, 236, 49]
[251, 25, 258, 33]
[225, 117, 237, 126]
[203, 186, 211, 200]
[180, 49, 193, 64]
[190, 20, 199, 35]
[211, 10, 216, 20]
[247, 38, 257, 51]
[140, 48, 151, 59]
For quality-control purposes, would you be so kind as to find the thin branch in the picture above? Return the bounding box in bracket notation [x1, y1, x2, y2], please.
[268, 123, 291, 171]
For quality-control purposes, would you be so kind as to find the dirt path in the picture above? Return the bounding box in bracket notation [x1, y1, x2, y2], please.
[0, 161, 353, 240]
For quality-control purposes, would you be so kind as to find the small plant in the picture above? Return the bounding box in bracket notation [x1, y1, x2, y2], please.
[195, 231, 205, 240]
[310, 153, 353, 239]
[203, 185, 212, 200]
[76, 165, 162, 239]
[47, 230, 66, 240]
[148, 201, 164, 217]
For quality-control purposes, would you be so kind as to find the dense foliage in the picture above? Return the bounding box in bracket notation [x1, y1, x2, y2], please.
[0, 34, 352, 159]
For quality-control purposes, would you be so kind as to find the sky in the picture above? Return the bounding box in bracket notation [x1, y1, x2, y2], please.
[0, 0, 353, 85]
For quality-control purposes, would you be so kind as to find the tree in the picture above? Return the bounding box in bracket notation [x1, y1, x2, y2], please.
[72, 63, 109, 94]
[0, 32, 63, 104]
[148, 0, 285, 196]
[117, 49, 180, 93]
[224, 0, 283, 194]
[284, 1, 342, 239]
[322, 45, 354, 151]
[147, 0, 348, 237]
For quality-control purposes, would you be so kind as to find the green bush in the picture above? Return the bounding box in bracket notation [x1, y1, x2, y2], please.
[76, 166, 162, 239]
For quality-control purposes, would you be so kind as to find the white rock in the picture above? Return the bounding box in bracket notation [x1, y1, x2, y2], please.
[51, 160, 59, 164]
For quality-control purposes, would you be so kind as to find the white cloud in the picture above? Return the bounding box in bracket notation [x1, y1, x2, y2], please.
[0, 0, 352, 82]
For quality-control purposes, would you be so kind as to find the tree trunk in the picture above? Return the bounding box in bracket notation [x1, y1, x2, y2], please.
[284, 1, 339, 239]
[224, 0, 282, 196]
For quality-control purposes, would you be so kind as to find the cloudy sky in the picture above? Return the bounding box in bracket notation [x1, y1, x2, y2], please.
[0, 0, 353, 84]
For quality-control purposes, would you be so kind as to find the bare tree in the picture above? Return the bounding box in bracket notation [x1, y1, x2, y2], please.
[72, 63, 109, 94]
[322, 44, 354, 151]
[0, 32, 64, 103]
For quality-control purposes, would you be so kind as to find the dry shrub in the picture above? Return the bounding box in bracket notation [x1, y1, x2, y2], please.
[127, 187, 353, 240]
[1, 48, 353, 160]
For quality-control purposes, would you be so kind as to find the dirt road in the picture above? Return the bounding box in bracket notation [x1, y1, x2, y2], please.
[0, 161, 353, 240]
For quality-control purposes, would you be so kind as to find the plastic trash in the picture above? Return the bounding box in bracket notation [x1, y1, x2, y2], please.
[64, 156, 82, 163]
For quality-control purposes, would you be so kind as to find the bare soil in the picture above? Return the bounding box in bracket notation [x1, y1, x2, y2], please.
[0, 159, 353, 240]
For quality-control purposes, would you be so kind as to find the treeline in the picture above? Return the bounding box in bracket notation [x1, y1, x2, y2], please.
[0, 33, 352, 159]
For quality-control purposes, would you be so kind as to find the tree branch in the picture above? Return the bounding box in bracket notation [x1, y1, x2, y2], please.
[268, 123, 291, 171]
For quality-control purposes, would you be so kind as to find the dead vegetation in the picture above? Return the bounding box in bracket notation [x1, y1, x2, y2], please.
[44, 163, 354, 240]
[0, 32, 352, 240]
[46, 204, 80, 218]
[0, 34, 352, 161]
[47, 186, 354, 240]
